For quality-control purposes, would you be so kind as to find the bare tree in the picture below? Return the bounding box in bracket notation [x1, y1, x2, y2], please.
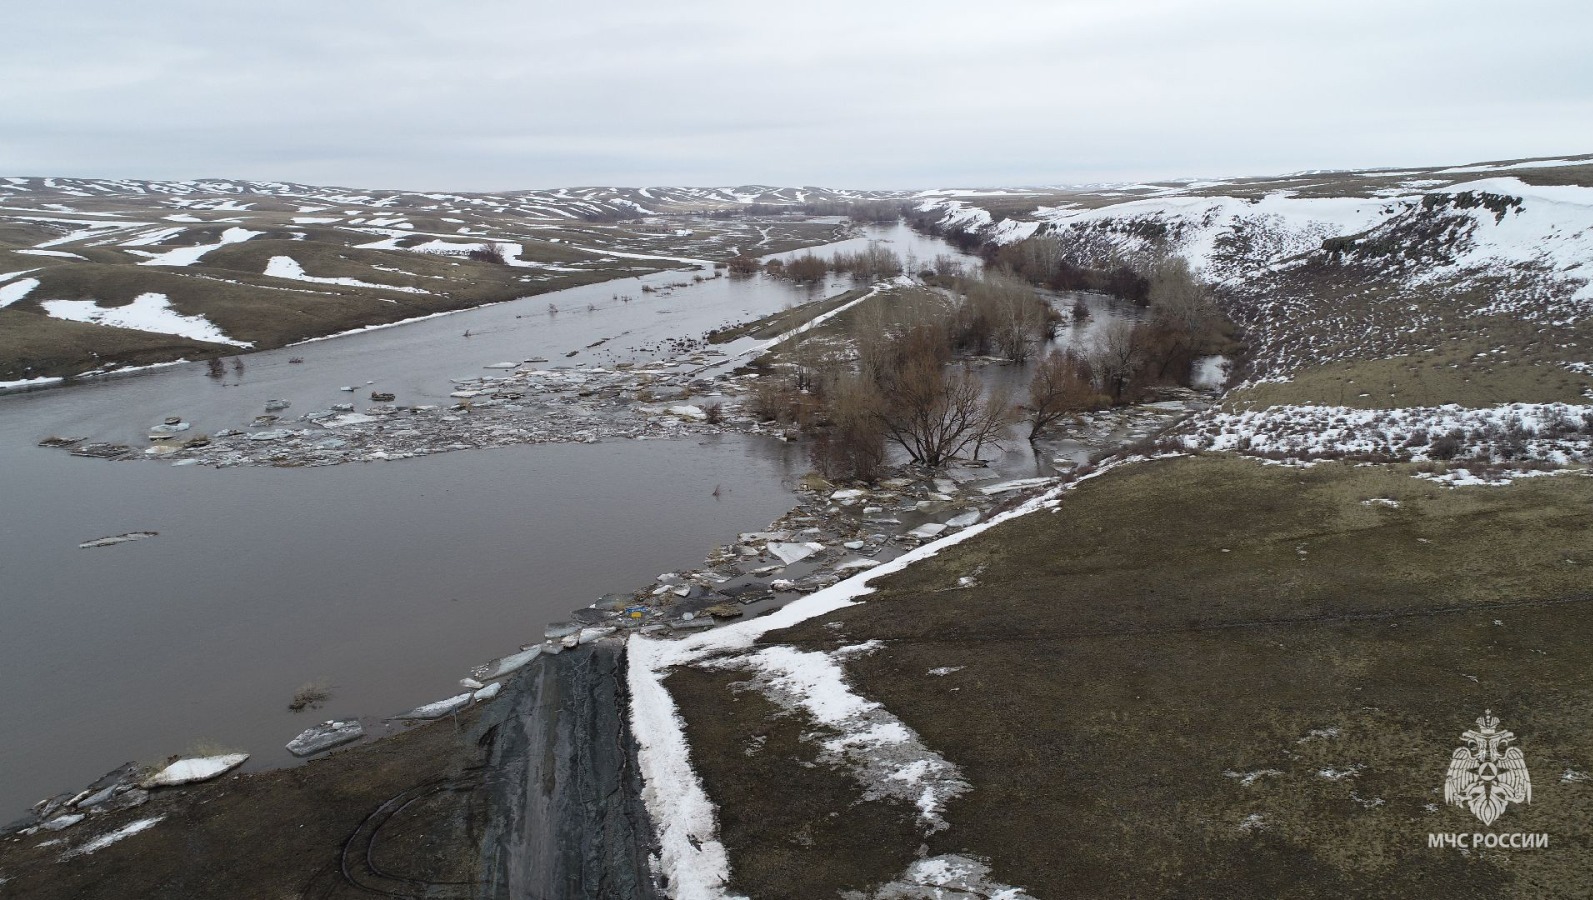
[810, 372, 888, 482]
[932, 254, 966, 279]
[1025, 350, 1101, 442]
[1147, 256, 1216, 335]
[968, 380, 1016, 460]
[468, 244, 507, 265]
[1136, 255, 1222, 382]
[779, 254, 828, 282]
[1090, 319, 1145, 402]
[788, 334, 843, 394]
[879, 346, 1014, 467]
[726, 254, 761, 276]
[956, 273, 1052, 363]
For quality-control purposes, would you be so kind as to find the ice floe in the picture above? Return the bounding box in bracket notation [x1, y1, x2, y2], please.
[141, 754, 248, 788]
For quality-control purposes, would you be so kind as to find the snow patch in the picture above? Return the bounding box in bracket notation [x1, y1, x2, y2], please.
[0, 277, 39, 308]
[849, 854, 1037, 900]
[42, 293, 251, 346]
[264, 256, 427, 294]
[1187, 402, 1593, 465]
[138, 226, 261, 267]
[704, 644, 968, 830]
[627, 459, 1136, 897]
[58, 817, 164, 861]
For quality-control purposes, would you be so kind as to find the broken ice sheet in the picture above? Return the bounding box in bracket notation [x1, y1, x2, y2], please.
[79, 531, 158, 549]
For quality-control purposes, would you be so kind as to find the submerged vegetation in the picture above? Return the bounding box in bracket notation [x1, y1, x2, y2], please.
[737, 241, 1232, 481]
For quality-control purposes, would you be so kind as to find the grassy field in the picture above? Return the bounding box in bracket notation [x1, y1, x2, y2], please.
[672, 157, 1593, 896]
[0, 180, 861, 381]
[707, 286, 870, 344]
[1227, 324, 1593, 411]
[672, 455, 1593, 898]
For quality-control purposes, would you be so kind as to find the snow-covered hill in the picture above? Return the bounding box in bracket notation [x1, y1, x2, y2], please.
[0, 176, 902, 223]
[0, 177, 896, 383]
[912, 155, 1593, 380]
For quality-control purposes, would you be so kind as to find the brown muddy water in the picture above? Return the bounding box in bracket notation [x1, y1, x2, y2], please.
[0, 224, 978, 818]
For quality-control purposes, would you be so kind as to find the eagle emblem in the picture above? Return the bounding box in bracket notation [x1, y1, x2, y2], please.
[1444, 710, 1531, 826]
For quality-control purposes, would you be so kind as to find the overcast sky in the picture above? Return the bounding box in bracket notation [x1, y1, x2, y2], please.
[3, 0, 1589, 191]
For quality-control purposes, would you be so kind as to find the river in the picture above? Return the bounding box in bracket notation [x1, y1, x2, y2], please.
[0, 222, 983, 817]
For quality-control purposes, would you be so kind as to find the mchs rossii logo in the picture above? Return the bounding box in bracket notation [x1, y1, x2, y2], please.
[1430, 710, 1547, 850]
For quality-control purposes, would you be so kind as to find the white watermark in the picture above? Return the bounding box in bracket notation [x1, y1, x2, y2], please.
[1444, 709, 1532, 825]
[1431, 710, 1546, 849]
[1428, 832, 1549, 849]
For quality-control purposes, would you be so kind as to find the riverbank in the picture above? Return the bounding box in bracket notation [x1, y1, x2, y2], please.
[0, 221, 1019, 891]
[0, 705, 491, 898]
[646, 452, 1593, 898]
[3, 222, 976, 820]
[1, 376, 1212, 896]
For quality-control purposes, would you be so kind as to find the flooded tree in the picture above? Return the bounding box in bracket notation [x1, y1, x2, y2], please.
[1090, 319, 1145, 402]
[1139, 256, 1222, 382]
[1024, 350, 1104, 442]
[726, 254, 761, 276]
[878, 336, 1014, 467]
[809, 372, 888, 482]
[952, 273, 1057, 363]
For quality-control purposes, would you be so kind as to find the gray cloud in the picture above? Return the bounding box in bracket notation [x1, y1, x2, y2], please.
[2, 0, 1588, 190]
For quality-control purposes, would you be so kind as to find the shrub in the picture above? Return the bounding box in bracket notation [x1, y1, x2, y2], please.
[1429, 429, 1464, 460]
[289, 679, 331, 712]
[468, 244, 507, 265]
[808, 373, 887, 482]
[780, 254, 829, 282]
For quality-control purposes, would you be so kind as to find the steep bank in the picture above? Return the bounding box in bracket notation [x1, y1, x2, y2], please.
[478, 641, 662, 899]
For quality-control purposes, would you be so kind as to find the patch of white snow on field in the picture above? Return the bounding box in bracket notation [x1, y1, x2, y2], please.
[118, 226, 186, 247]
[849, 854, 1038, 900]
[0, 277, 40, 308]
[138, 226, 261, 266]
[1414, 467, 1575, 488]
[59, 817, 164, 861]
[625, 638, 742, 900]
[16, 249, 86, 259]
[41, 293, 252, 346]
[1187, 401, 1593, 464]
[264, 256, 427, 293]
[627, 459, 1137, 898]
[703, 644, 969, 830]
[0, 376, 63, 391]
